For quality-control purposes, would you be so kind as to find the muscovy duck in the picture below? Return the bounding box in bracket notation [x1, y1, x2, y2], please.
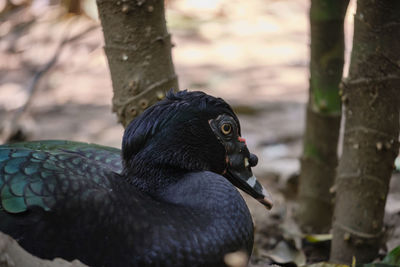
[0, 90, 272, 267]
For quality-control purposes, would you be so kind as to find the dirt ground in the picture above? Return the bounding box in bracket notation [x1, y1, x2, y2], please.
[0, 0, 399, 266]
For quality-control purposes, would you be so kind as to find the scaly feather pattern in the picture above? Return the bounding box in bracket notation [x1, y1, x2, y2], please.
[0, 140, 122, 213]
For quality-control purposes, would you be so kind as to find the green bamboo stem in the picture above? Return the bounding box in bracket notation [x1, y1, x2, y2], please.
[297, 0, 349, 233]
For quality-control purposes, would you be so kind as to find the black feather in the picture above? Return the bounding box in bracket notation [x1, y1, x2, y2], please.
[0, 91, 254, 267]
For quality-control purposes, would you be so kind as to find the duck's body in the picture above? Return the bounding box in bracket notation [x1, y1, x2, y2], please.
[0, 91, 271, 267]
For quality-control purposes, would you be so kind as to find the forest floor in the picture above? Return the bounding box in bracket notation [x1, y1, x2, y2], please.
[1, 0, 399, 266]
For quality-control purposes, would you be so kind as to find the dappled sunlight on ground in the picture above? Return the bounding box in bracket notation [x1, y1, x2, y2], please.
[168, 0, 310, 103]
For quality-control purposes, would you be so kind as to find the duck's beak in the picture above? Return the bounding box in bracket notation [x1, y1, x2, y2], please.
[224, 145, 273, 210]
[209, 115, 273, 210]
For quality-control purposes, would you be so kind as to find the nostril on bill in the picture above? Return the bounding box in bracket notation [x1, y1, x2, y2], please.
[249, 154, 258, 167]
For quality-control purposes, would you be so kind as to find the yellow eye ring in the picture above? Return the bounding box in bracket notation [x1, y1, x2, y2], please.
[221, 123, 232, 135]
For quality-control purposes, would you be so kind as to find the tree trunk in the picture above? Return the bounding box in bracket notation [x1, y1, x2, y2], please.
[297, 0, 349, 233]
[330, 0, 400, 263]
[96, 0, 179, 127]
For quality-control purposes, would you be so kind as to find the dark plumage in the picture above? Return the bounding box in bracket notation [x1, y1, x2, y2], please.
[0, 90, 272, 267]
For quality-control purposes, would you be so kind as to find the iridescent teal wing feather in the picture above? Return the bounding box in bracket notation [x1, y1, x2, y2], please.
[0, 140, 122, 214]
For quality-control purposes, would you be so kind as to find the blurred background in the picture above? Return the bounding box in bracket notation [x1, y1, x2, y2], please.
[2, 0, 400, 265]
[0, 0, 356, 169]
[0, 0, 355, 146]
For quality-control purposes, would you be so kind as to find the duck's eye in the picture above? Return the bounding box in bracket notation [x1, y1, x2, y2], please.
[221, 123, 232, 135]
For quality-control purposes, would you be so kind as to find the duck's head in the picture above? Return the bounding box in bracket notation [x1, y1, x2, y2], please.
[122, 90, 273, 210]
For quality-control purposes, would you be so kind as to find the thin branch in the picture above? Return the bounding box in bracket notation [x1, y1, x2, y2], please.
[0, 22, 98, 143]
[20, 23, 99, 118]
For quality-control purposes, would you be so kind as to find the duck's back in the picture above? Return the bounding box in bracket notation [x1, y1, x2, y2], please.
[0, 140, 163, 265]
[0, 140, 125, 264]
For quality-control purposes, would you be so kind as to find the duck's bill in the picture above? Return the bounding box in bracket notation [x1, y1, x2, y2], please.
[208, 114, 273, 209]
[226, 169, 273, 210]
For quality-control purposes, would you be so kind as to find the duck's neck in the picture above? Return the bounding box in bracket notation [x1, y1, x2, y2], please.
[122, 147, 212, 197]
[122, 158, 186, 196]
